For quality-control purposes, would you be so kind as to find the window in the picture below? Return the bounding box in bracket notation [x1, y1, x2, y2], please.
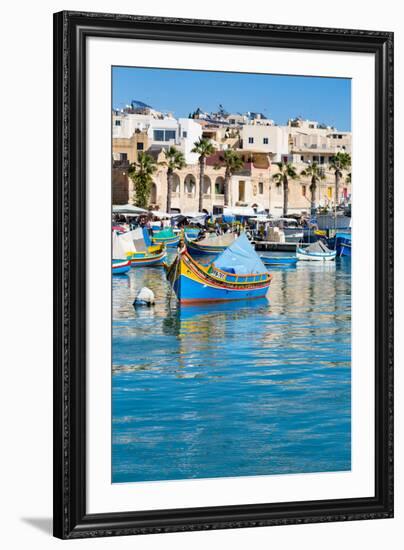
[119, 152, 127, 161]
[153, 129, 177, 142]
[136, 142, 144, 151]
[302, 185, 306, 197]
[263, 137, 269, 145]
[182, 131, 188, 138]
[258, 181, 263, 194]
[115, 120, 121, 126]
[165, 130, 176, 141]
[301, 155, 304, 162]
[215, 178, 225, 195]
[248, 137, 254, 144]
[153, 129, 164, 141]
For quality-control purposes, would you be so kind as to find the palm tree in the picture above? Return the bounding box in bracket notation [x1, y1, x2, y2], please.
[300, 162, 325, 215]
[272, 161, 299, 217]
[329, 152, 351, 207]
[214, 149, 244, 206]
[128, 152, 157, 209]
[161, 146, 186, 213]
[192, 138, 215, 211]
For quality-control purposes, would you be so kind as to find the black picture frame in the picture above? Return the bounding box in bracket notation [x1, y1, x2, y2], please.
[53, 10, 394, 539]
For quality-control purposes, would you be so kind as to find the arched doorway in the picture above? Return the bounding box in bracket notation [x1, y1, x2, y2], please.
[172, 173, 180, 194]
[203, 175, 211, 195]
[184, 174, 196, 196]
[214, 176, 225, 195]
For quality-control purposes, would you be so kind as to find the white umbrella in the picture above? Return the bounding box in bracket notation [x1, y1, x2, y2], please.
[150, 210, 175, 219]
[113, 204, 148, 215]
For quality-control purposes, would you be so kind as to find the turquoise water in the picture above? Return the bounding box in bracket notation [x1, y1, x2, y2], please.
[112, 255, 351, 483]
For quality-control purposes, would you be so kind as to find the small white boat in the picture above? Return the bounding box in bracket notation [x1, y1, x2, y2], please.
[296, 240, 337, 262]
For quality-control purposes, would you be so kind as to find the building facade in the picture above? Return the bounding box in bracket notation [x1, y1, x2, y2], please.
[112, 111, 352, 214]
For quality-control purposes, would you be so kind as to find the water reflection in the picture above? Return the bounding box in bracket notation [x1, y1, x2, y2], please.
[112, 256, 351, 482]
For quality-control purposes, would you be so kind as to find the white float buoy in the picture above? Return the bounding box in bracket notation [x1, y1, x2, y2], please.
[133, 287, 155, 307]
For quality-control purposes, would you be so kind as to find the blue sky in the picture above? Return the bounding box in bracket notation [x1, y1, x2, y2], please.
[112, 66, 351, 131]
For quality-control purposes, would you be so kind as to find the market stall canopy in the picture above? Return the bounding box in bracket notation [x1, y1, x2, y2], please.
[150, 210, 176, 219]
[182, 211, 209, 219]
[223, 207, 256, 217]
[113, 204, 148, 215]
[249, 215, 271, 222]
[181, 212, 209, 225]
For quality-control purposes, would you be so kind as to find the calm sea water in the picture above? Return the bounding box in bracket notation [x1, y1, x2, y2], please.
[112, 254, 351, 483]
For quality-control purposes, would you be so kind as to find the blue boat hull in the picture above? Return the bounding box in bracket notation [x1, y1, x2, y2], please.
[261, 256, 298, 266]
[112, 260, 131, 274]
[174, 272, 270, 302]
[335, 233, 352, 257]
[336, 242, 351, 257]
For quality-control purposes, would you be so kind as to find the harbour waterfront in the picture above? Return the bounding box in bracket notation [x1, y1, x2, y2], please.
[112, 254, 351, 483]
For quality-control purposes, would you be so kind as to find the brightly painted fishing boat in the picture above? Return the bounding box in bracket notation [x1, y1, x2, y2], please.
[129, 245, 167, 266]
[113, 228, 167, 267]
[166, 233, 271, 303]
[152, 227, 179, 247]
[260, 255, 298, 266]
[335, 231, 351, 257]
[183, 226, 201, 239]
[296, 240, 336, 261]
[112, 259, 131, 274]
[184, 232, 236, 255]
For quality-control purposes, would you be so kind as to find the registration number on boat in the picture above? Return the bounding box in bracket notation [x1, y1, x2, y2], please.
[211, 269, 225, 280]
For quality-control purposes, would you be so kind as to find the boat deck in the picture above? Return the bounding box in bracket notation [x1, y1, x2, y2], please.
[253, 241, 310, 252]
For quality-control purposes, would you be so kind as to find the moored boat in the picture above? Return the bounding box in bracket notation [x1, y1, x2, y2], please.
[335, 231, 351, 257]
[113, 228, 167, 267]
[183, 226, 201, 240]
[112, 259, 131, 274]
[166, 233, 271, 303]
[260, 255, 298, 266]
[152, 227, 179, 247]
[296, 240, 337, 261]
[129, 246, 167, 266]
[184, 231, 235, 255]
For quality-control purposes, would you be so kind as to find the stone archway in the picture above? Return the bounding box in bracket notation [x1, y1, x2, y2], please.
[184, 174, 196, 196]
[203, 175, 211, 194]
[172, 173, 180, 194]
[214, 176, 225, 195]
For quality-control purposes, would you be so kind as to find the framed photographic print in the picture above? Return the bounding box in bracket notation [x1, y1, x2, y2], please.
[53, 11, 394, 539]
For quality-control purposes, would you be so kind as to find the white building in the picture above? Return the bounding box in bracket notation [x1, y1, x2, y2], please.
[241, 125, 289, 162]
[177, 118, 203, 163]
[287, 118, 351, 165]
[112, 112, 202, 164]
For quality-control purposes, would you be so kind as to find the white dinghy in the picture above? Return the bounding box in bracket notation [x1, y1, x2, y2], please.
[296, 240, 337, 262]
